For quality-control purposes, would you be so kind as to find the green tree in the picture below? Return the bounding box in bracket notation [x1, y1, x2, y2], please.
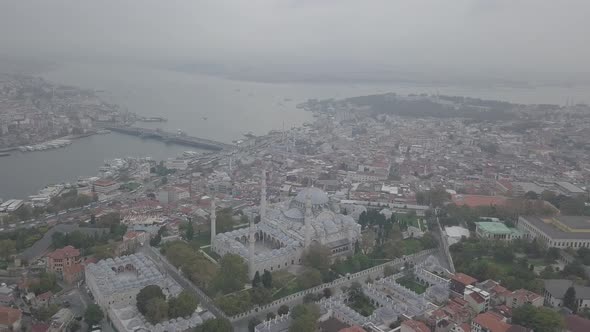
[145, 297, 169, 324]
[136, 285, 165, 315]
[262, 270, 272, 288]
[302, 244, 331, 275]
[194, 318, 233, 332]
[252, 271, 261, 288]
[297, 268, 323, 289]
[215, 254, 248, 294]
[168, 291, 199, 318]
[186, 218, 194, 241]
[563, 286, 577, 312]
[0, 239, 16, 260]
[420, 232, 438, 249]
[68, 320, 81, 332]
[248, 317, 262, 332]
[513, 304, 564, 332]
[150, 232, 162, 246]
[289, 304, 320, 332]
[251, 287, 272, 305]
[84, 304, 104, 326]
[277, 305, 289, 316]
[383, 265, 396, 277]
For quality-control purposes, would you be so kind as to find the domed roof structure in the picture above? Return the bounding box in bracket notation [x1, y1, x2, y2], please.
[293, 187, 330, 206]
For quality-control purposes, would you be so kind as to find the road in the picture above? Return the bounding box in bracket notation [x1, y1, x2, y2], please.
[20, 223, 108, 262]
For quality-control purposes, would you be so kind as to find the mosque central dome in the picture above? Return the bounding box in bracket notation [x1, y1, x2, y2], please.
[293, 187, 330, 206]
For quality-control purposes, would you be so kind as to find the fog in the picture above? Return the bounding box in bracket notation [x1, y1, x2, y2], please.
[1, 0, 589, 83]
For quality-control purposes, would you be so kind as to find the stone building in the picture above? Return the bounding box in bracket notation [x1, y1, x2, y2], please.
[212, 170, 361, 278]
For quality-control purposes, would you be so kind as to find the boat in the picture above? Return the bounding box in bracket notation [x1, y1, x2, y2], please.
[0, 153, 10, 157]
[139, 116, 167, 122]
[243, 131, 256, 138]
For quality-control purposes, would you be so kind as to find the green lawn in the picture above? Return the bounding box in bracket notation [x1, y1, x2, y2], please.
[272, 274, 302, 300]
[190, 232, 212, 248]
[396, 276, 427, 294]
[401, 238, 424, 255]
[348, 294, 376, 317]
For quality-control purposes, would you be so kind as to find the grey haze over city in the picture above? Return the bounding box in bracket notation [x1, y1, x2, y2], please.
[1, 0, 590, 83]
[3, 2, 590, 332]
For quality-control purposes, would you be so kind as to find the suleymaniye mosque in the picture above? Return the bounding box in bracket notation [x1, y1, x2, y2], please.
[212, 170, 362, 278]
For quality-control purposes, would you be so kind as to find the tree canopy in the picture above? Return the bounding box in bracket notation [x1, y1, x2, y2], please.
[512, 304, 564, 332]
[84, 304, 104, 326]
[168, 291, 199, 318]
[215, 254, 248, 294]
[136, 285, 165, 315]
[194, 318, 233, 332]
[289, 304, 320, 332]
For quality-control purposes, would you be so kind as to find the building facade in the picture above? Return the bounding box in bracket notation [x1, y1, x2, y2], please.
[46, 246, 81, 278]
[85, 253, 182, 310]
[516, 216, 590, 249]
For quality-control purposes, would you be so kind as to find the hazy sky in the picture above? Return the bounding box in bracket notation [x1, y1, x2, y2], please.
[1, 0, 589, 79]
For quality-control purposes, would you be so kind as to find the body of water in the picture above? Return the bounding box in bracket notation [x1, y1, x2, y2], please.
[1, 61, 590, 199]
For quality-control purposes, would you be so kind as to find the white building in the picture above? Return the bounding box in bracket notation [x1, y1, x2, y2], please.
[85, 253, 182, 310]
[543, 279, 590, 310]
[165, 158, 189, 171]
[93, 179, 119, 194]
[212, 170, 361, 278]
[156, 186, 190, 204]
[516, 216, 590, 249]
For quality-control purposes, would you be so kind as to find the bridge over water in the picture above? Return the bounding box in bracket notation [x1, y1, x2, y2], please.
[105, 125, 235, 151]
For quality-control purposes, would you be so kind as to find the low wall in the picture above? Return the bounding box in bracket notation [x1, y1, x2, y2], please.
[228, 249, 436, 322]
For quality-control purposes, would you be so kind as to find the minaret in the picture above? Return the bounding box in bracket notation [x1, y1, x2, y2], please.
[210, 196, 216, 245]
[248, 216, 256, 278]
[304, 193, 312, 248]
[260, 169, 267, 222]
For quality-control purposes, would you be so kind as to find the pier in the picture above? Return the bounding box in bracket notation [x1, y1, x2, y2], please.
[104, 125, 235, 151]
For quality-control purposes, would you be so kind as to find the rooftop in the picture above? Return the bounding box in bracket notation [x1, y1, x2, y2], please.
[544, 279, 590, 299]
[402, 319, 431, 332]
[476, 222, 512, 235]
[520, 216, 590, 240]
[0, 305, 21, 326]
[473, 312, 511, 332]
[85, 253, 182, 297]
[452, 194, 507, 208]
[452, 273, 477, 286]
[565, 315, 590, 332]
[46, 245, 80, 260]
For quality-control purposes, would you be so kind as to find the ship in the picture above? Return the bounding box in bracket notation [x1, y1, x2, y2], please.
[243, 131, 256, 138]
[0, 152, 10, 157]
[139, 116, 167, 122]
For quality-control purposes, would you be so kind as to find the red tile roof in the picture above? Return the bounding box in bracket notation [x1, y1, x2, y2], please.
[468, 291, 485, 304]
[473, 312, 511, 332]
[94, 179, 117, 187]
[31, 323, 50, 332]
[339, 326, 367, 332]
[452, 273, 478, 286]
[510, 289, 541, 303]
[46, 245, 80, 260]
[452, 194, 508, 208]
[565, 315, 590, 332]
[36, 291, 53, 301]
[0, 305, 21, 326]
[402, 319, 431, 332]
[459, 323, 471, 332]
